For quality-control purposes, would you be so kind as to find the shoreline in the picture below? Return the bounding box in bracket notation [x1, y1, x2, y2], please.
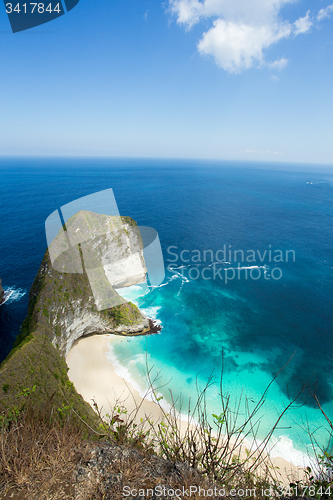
[66, 333, 305, 486]
[67, 333, 165, 425]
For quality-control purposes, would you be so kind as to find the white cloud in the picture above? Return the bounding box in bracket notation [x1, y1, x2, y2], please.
[169, 0, 293, 28]
[245, 149, 283, 154]
[294, 10, 312, 35]
[168, 0, 316, 73]
[169, 0, 203, 28]
[268, 57, 288, 70]
[317, 4, 333, 21]
[197, 19, 291, 72]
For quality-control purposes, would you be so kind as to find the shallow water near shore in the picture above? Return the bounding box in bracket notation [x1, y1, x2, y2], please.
[1, 157, 333, 466]
[114, 272, 331, 467]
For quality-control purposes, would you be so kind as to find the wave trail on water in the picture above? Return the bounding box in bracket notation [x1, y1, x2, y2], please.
[3, 287, 27, 304]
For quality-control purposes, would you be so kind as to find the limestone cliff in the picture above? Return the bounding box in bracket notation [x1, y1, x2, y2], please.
[29, 212, 155, 356]
[0, 213, 158, 424]
[48, 211, 148, 312]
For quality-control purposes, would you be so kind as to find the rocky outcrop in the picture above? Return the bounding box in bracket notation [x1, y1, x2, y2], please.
[0, 279, 4, 304]
[23, 213, 158, 356]
[48, 211, 147, 311]
[73, 441, 202, 500]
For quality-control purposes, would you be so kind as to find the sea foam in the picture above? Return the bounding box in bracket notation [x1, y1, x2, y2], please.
[3, 287, 27, 304]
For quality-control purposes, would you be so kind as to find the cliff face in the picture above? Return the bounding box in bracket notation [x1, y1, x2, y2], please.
[0, 213, 155, 422]
[29, 212, 152, 356]
[0, 279, 4, 304]
[49, 211, 147, 312]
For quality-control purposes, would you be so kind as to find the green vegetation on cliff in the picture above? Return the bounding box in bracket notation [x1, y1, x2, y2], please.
[0, 331, 99, 432]
[0, 214, 150, 428]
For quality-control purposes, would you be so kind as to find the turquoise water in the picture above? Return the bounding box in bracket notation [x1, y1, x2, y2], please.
[112, 272, 330, 466]
[1, 157, 333, 465]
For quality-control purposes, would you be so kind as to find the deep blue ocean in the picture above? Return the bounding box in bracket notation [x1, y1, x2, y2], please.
[1, 157, 333, 465]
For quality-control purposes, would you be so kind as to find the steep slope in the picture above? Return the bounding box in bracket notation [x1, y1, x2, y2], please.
[35, 211, 153, 355]
[0, 214, 158, 423]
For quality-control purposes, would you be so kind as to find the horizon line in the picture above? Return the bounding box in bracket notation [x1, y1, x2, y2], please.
[0, 154, 333, 169]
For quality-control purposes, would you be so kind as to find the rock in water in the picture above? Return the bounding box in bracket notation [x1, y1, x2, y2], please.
[0, 279, 4, 304]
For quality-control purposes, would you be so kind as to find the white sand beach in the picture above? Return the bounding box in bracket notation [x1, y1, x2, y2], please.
[67, 334, 165, 424]
[66, 334, 305, 486]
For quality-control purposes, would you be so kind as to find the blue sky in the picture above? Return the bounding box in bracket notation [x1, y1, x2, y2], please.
[0, 0, 333, 164]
